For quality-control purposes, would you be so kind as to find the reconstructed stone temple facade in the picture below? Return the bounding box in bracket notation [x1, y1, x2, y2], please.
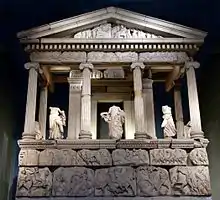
[16, 7, 212, 200]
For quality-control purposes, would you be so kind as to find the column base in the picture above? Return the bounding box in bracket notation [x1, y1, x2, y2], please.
[191, 130, 204, 139]
[22, 132, 36, 140]
[134, 132, 152, 139]
[79, 130, 92, 139]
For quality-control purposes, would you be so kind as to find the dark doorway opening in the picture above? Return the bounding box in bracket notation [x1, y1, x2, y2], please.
[97, 102, 125, 139]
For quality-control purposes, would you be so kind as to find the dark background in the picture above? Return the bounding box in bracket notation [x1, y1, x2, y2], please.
[0, 0, 220, 199]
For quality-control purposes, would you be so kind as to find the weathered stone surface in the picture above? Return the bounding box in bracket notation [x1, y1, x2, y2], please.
[139, 52, 189, 63]
[170, 166, 211, 196]
[52, 167, 94, 196]
[87, 52, 138, 62]
[76, 149, 112, 166]
[39, 149, 77, 166]
[19, 149, 39, 166]
[16, 167, 52, 197]
[189, 148, 209, 166]
[112, 149, 149, 166]
[150, 149, 187, 165]
[137, 166, 171, 196]
[30, 52, 86, 63]
[95, 167, 136, 196]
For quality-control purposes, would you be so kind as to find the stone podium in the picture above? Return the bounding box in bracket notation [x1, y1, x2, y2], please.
[16, 6, 211, 200]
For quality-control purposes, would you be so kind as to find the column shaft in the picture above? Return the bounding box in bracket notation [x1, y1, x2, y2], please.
[124, 100, 135, 139]
[186, 62, 203, 138]
[79, 63, 93, 139]
[174, 84, 184, 138]
[143, 78, 156, 138]
[38, 86, 48, 139]
[23, 63, 39, 140]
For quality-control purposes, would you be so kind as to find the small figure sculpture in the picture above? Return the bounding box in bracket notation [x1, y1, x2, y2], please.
[100, 105, 125, 140]
[161, 105, 177, 138]
[183, 121, 192, 138]
[35, 121, 43, 140]
[49, 107, 66, 139]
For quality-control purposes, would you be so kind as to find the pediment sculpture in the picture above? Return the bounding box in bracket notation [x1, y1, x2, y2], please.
[100, 105, 125, 140]
[73, 23, 163, 39]
[161, 105, 177, 138]
[49, 107, 66, 139]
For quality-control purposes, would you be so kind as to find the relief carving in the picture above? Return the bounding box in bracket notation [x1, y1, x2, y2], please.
[16, 167, 52, 197]
[104, 68, 125, 79]
[170, 166, 211, 196]
[139, 52, 189, 63]
[73, 23, 163, 39]
[137, 166, 171, 196]
[19, 149, 39, 166]
[95, 166, 136, 196]
[189, 148, 209, 166]
[87, 51, 138, 62]
[150, 149, 187, 166]
[76, 149, 112, 166]
[112, 149, 149, 166]
[52, 167, 94, 196]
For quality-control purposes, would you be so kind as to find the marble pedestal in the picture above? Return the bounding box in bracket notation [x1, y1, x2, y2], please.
[16, 139, 212, 199]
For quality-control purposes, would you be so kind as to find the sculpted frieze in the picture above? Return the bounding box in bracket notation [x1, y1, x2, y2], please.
[73, 23, 163, 39]
[52, 167, 94, 196]
[139, 52, 189, 63]
[150, 149, 187, 166]
[76, 149, 112, 166]
[95, 166, 136, 196]
[112, 149, 149, 166]
[170, 166, 211, 196]
[19, 149, 39, 166]
[137, 166, 171, 196]
[16, 167, 52, 197]
[189, 148, 209, 166]
[87, 51, 138, 62]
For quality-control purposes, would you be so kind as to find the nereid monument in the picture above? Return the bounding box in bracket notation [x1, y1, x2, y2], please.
[16, 7, 212, 200]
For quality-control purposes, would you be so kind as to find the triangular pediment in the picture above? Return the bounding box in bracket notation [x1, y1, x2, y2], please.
[17, 7, 207, 40]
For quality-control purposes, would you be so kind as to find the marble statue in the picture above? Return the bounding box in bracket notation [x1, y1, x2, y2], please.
[49, 107, 66, 139]
[161, 105, 177, 138]
[100, 105, 125, 140]
[184, 121, 192, 138]
[35, 121, 43, 140]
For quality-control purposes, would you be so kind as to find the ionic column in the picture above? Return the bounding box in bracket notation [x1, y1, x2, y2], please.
[38, 86, 48, 139]
[185, 61, 204, 138]
[131, 62, 151, 139]
[23, 62, 39, 140]
[79, 63, 93, 139]
[143, 78, 156, 139]
[174, 82, 184, 138]
[67, 70, 82, 139]
[124, 100, 135, 139]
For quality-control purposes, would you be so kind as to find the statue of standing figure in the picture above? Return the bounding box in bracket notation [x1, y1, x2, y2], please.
[161, 105, 177, 138]
[100, 105, 125, 140]
[49, 107, 66, 139]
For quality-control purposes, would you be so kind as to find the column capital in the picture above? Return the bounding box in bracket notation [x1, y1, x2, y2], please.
[79, 63, 93, 70]
[24, 62, 40, 70]
[143, 78, 153, 89]
[130, 62, 145, 70]
[185, 61, 200, 69]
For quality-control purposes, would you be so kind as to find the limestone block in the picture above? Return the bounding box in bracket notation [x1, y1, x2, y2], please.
[95, 166, 136, 196]
[139, 52, 189, 63]
[189, 148, 209, 165]
[170, 166, 211, 196]
[76, 149, 112, 166]
[112, 149, 149, 166]
[30, 51, 86, 63]
[52, 167, 94, 197]
[137, 166, 171, 196]
[18, 149, 39, 166]
[150, 149, 187, 165]
[16, 167, 52, 197]
[87, 52, 138, 62]
[39, 149, 77, 166]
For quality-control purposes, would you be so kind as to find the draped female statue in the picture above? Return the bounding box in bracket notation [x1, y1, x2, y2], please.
[100, 105, 125, 140]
